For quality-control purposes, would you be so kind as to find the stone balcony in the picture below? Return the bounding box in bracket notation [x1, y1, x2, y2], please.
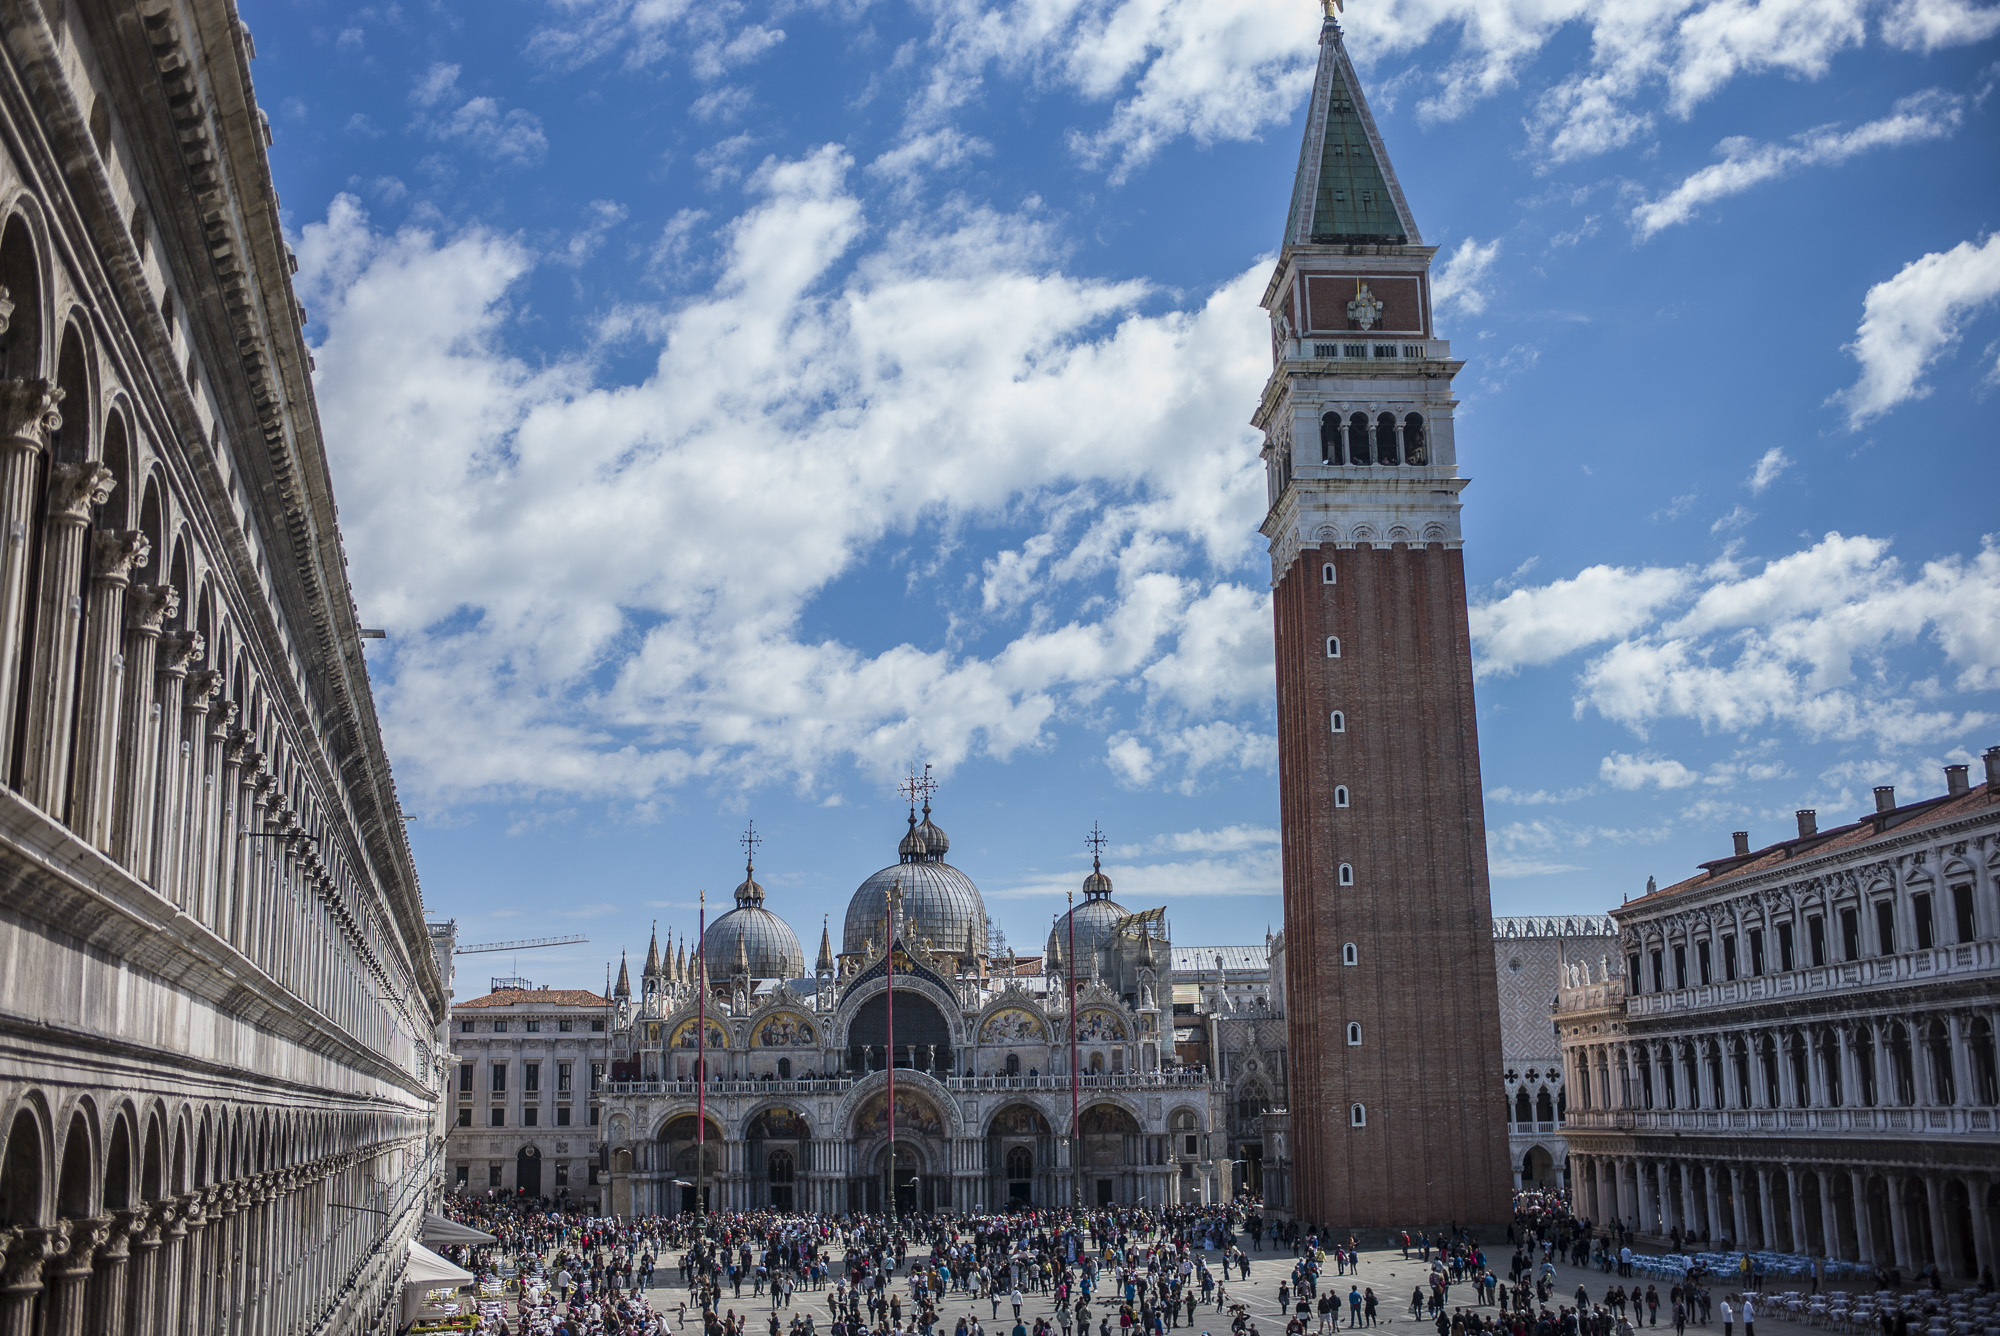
[1624, 939, 1998, 1018]
[602, 1069, 1214, 1098]
[1563, 1105, 1997, 1136]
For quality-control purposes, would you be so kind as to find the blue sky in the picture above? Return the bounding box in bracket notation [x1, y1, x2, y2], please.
[248, 0, 2000, 993]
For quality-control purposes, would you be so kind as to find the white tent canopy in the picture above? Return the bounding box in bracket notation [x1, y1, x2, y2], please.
[401, 1239, 476, 1322]
[421, 1213, 497, 1247]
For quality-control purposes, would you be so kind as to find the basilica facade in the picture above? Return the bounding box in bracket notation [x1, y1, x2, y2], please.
[593, 802, 1234, 1218]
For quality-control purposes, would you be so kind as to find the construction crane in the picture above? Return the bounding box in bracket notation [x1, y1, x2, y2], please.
[455, 933, 589, 955]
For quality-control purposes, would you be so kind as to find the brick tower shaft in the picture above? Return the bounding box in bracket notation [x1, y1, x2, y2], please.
[1256, 11, 1511, 1230]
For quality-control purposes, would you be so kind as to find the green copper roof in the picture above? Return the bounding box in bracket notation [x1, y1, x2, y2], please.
[1281, 22, 1416, 249]
[1308, 69, 1405, 244]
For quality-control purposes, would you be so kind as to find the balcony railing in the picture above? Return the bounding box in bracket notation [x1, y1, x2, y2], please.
[1625, 939, 1998, 1017]
[1562, 1105, 1995, 1135]
[602, 1070, 1213, 1098]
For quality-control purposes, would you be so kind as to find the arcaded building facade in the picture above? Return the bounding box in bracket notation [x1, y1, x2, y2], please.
[1493, 916, 1618, 1191]
[0, 1, 447, 1332]
[1256, 10, 1510, 1228]
[1560, 756, 2000, 1281]
[594, 805, 1234, 1218]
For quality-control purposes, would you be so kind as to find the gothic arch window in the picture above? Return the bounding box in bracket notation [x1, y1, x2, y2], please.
[1005, 1053, 1020, 1076]
[776, 1057, 791, 1080]
[1333, 785, 1350, 808]
[1337, 863, 1354, 886]
[1005, 1146, 1032, 1180]
[1322, 563, 1337, 585]
[1377, 412, 1400, 466]
[1320, 414, 1343, 466]
[1404, 413, 1427, 465]
[1348, 412, 1372, 466]
[1341, 943, 1357, 966]
[767, 1150, 795, 1184]
[1346, 1022, 1361, 1046]
[1535, 1088, 1555, 1123]
[1515, 1089, 1532, 1126]
[1325, 637, 1341, 658]
[1330, 710, 1345, 732]
[1349, 1103, 1366, 1127]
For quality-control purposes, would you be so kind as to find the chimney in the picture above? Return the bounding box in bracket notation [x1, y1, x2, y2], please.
[1986, 745, 2000, 792]
[1795, 809, 1817, 838]
[1945, 765, 1969, 797]
[1731, 831, 1750, 856]
[1873, 785, 1897, 814]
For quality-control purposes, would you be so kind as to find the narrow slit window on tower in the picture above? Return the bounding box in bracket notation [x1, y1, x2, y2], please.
[1322, 562, 1336, 584]
[1325, 636, 1341, 658]
[1342, 943, 1358, 966]
[1349, 1103, 1366, 1127]
[1337, 862, 1354, 886]
[1333, 785, 1349, 808]
[1346, 1022, 1362, 1046]
[1329, 710, 1345, 733]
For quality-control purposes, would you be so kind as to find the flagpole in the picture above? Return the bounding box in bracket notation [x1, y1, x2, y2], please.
[1068, 887, 1081, 1212]
[696, 888, 707, 1223]
[886, 877, 898, 1223]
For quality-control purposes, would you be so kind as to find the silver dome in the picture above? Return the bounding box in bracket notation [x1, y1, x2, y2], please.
[843, 859, 988, 958]
[1047, 892, 1131, 967]
[702, 861, 806, 979]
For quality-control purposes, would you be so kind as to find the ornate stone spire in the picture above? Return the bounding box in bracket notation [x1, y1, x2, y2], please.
[1281, 11, 1420, 254]
[644, 923, 660, 977]
[613, 952, 631, 998]
[817, 915, 835, 974]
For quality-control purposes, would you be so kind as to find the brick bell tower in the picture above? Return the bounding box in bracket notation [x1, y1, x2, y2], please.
[1257, 5, 1511, 1230]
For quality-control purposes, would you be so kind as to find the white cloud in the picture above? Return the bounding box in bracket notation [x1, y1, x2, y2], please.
[1629, 91, 1963, 239]
[1710, 503, 1754, 534]
[692, 23, 784, 80]
[1882, 0, 2000, 49]
[1431, 237, 1502, 320]
[1831, 232, 2000, 426]
[690, 86, 753, 123]
[298, 150, 1279, 803]
[1568, 532, 2000, 744]
[1469, 563, 1691, 675]
[867, 129, 995, 188]
[1745, 446, 1789, 494]
[410, 62, 549, 165]
[1600, 751, 1699, 789]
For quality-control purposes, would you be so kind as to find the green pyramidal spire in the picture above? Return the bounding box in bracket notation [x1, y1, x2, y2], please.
[1282, 16, 1419, 250]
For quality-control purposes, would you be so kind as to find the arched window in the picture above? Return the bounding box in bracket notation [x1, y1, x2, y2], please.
[1348, 412, 1372, 466]
[1320, 414, 1343, 466]
[1346, 1022, 1361, 1046]
[1325, 637, 1341, 658]
[767, 1150, 795, 1184]
[1515, 1089, 1532, 1126]
[1330, 710, 1345, 732]
[776, 1057, 791, 1079]
[1088, 1052, 1105, 1074]
[1377, 411, 1401, 466]
[1005, 1146, 1032, 1181]
[1337, 863, 1354, 886]
[1333, 785, 1349, 808]
[1536, 1088, 1555, 1123]
[1404, 413, 1427, 465]
[1925, 1021, 1956, 1105]
[1322, 562, 1336, 585]
[1004, 1053, 1020, 1076]
[1349, 1103, 1366, 1127]
[1341, 943, 1357, 966]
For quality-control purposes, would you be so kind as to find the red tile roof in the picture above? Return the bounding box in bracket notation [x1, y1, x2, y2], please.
[1636, 784, 1999, 906]
[457, 988, 610, 1009]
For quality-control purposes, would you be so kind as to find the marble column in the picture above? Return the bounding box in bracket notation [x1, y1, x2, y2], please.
[122, 1202, 169, 1336]
[68, 528, 147, 845]
[19, 461, 115, 813]
[0, 377, 63, 774]
[85, 1208, 142, 1336]
[1968, 1176, 1994, 1287]
[43, 1215, 109, 1336]
[110, 584, 176, 874]
[1819, 1171, 1843, 1262]
[1730, 1165, 1751, 1247]
[218, 730, 250, 951]
[1886, 1176, 1912, 1269]
[175, 670, 220, 925]
[153, 1198, 188, 1336]
[148, 629, 201, 898]
[0, 1223, 66, 1336]
[1923, 1177, 1950, 1277]
[1788, 1168, 1811, 1253]
[1850, 1170, 1876, 1266]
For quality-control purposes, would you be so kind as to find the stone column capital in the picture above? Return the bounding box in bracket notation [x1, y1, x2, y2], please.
[90, 528, 150, 585]
[225, 729, 254, 765]
[208, 699, 238, 741]
[0, 377, 63, 453]
[125, 583, 179, 635]
[0, 1223, 65, 1296]
[185, 667, 222, 712]
[54, 1216, 111, 1279]
[159, 629, 204, 678]
[46, 461, 116, 525]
